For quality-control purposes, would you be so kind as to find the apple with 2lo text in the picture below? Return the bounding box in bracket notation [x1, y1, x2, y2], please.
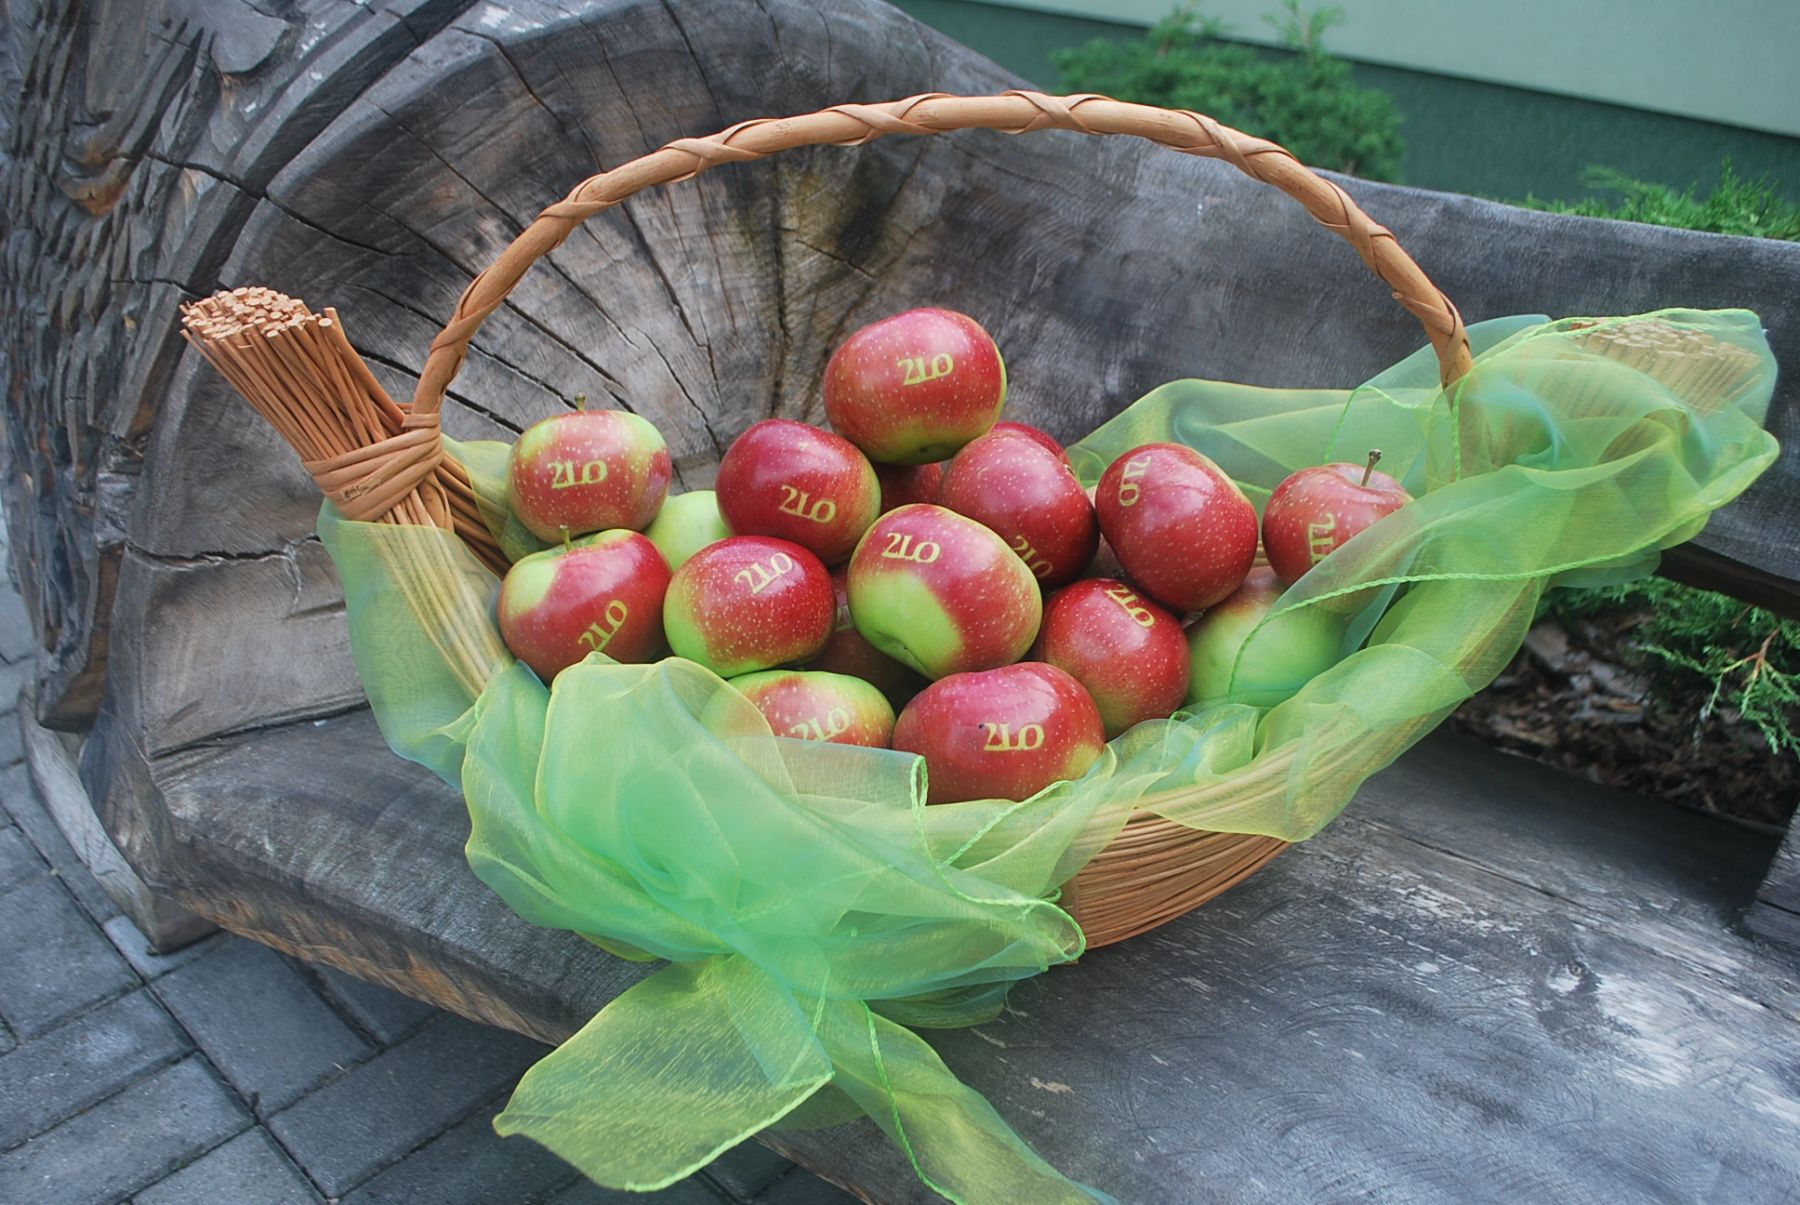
[894, 662, 1106, 804]
[508, 406, 671, 542]
[499, 530, 672, 681]
[846, 503, 1042, 681]
[824, 307, 1008, 464]
[662, 535, 835, 677]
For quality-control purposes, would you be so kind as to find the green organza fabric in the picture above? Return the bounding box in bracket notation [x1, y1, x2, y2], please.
[317, 310, 1777, 1203]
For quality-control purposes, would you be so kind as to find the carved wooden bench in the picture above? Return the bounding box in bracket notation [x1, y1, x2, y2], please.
[6, 2, 1800, 1199]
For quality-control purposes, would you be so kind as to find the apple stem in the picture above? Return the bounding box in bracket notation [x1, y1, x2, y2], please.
[573, 392, 588, 412]
[561, 525, 572, 553]
[1360, 449, 1383, 488]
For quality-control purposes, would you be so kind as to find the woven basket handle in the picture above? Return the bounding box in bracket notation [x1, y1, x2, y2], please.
[410, 91, 1473, 415]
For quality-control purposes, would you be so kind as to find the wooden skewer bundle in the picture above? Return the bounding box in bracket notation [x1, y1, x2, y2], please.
[181, 288, 509, 697]
[181, 288, 506, 572]
[1562, 318, 1762, 419]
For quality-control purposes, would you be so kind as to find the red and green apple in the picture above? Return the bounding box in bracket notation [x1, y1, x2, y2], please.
[663, 535, 834, 677]
[644, 489, 729, 571]
[846, 504, 1041, 680]
[824, 308, 1006, 464]
[715, 418, 880, 565]
[508, 409, 671, 542]
[875, 461, 944, 513]
[806, 566, 927, 705]
[1185, 567, 1344, 708]
[1262, 450, 1413, 586]
[938, 428, 1098, 589]
[991, 420, 1068, 464]
[1095, 442, 1258, 611]
[498, 530, 672, 680]
[893, 662, 1106, 804]
[728, 669, 896, 748]
[1031, 578, 1189, 737]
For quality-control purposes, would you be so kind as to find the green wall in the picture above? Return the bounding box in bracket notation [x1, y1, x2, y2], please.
[890, 0, 1800, 205]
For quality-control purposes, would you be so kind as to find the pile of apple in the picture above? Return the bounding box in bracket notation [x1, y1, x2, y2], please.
[496, 307, 1413, 804]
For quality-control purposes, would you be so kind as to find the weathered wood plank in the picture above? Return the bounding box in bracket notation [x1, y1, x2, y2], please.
[100, 708, 1799, 1203]
[1747, 826, 1800, 953]
[0, 0, 478, 728]
[87, 703, 645, 1046]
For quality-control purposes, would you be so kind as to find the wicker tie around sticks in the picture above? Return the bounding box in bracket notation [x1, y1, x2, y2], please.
[188, 90, 1496, 946]
[181, 289, 509, 701]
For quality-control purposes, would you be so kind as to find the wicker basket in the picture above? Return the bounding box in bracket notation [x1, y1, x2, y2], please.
[194, 92, 1475, 949]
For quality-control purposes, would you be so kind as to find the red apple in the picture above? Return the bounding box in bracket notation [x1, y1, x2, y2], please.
[728, 669, 896, 748]
[893, 663, 1105, 804]
[498, 530, 672, 680]
[1186, 568, 1345, 708]
[1262, 450, 1413, 586]
[806, 567, 927, 705]
[875, 461, 945, 513]
[1095, 442, 1258, 611]
[846, 504, 1041, 680]
[824, 308, 1006, 464]
[508, 409, 671, 542]
[1031, 579, 1189, 737]
[939, 429, 1098, 588]
[992, 420, 1068, 464]
[663, 536, 834, 677]
[715, 418, 880, 565]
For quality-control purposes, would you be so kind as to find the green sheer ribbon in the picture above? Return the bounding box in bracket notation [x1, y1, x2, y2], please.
[317, 310, 1776, 1202]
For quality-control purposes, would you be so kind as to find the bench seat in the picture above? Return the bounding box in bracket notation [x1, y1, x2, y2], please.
[91, 706, 1800, 1201]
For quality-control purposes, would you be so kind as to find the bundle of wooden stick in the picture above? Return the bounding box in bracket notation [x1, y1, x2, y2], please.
[1565, 317, 1763, 418]
[182, 288, 510, 699]
[180, 288, 507, 575]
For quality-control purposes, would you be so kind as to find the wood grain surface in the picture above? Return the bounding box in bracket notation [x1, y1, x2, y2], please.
[0, 0, 477, 728]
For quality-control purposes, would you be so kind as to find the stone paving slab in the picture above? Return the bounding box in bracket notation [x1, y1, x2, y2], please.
[155, 938, 372, 1116]
[311, 963, 437, 1046]
[0, 1056, 248, 1205]
[102, 914, 220, 981]
[756, 1168, 869, 1204]
[0, 824, 44, 892]
[547, 1173, 728, 1204]
[0, 704, 21, 770]
[337, 1098, 587, 1205]
[0, 874, 136, 1039]
[0, 544, 855, 1205]
[267, 1014, 546, 1197]
[0, 761, 119, 924]
[706, 1140, 806, 1200]
[0, 988, 191, 1151]
[0, 589, 37, 664]
[132, 1127, 321, 1205]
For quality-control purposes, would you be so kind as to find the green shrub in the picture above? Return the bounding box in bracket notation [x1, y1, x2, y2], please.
[1518, 164, 1800, 757]
[1052, 2, 1405, 182]
[1520, 162, 1800, 241]
[1550, 580, 1800, 758]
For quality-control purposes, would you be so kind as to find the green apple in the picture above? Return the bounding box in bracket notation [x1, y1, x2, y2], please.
[645, 489, 729, 570]
[1186, 568, 1344, 708]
